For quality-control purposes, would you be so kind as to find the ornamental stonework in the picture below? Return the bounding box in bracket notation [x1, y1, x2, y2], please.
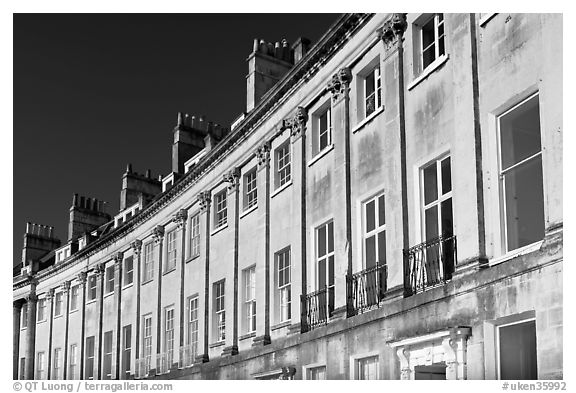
[255, 141, 271, 168]
[197, 191, 211, 211]
[173, 209, 188, 229]
[326, 67, 352, 102]
[377, 13, 407, 48]
[223, 167, 241, 192]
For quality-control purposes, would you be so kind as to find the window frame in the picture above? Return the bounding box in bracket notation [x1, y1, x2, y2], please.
[105, 265, 115, 294]
[54, 291, 63, 317]
[164, 306, 175, 367]
[189, 214, 201, 258]
[124, 256, 134, 285]
[87, 275, 97, 301]
[70, 285, 79, 311]
[243, 266, 257, 333]
[37, 298, 46, 322]
[353, 355, 380, 380]
[418, 13, 446, 73]
[142, 314, 153, 373]
[276, 248, 291, 323]
[53, 347, 62, 379]
[85, 336, 95, 380]
[122, 325, 132, 379]
[166, 229, 178, 272]
[36, 351, 46, 379]
[21, 304, 28, 328]
[362, 191, 387, 270]
[419, 154, 453, 242]
[103, 330, 113, 379]
[363, 65, 382, 118]
[213, 280, 226, 342]
[496, 92, 544, 254]
[244, 168, 258, 210]
[142, 242, 155, 283]
[496, 317, 537, 380]
[187, 296, 199, 360]
[317, 107, 332, 153]
[69, 343, 78, 379]
[214, 190, 228, 229]
[276, 141, 292, 188]
[305, 365, 327, 380]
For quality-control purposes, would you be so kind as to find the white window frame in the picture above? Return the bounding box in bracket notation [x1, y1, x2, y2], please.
[420, 154, 453, 242]
[70, 285, 79, 311]
[54, 291, 63, 317]
[362, 191, 386, 270]
[166, 229, 178, 271]
[214, 190, 228, 229]
[53, 347, 62, 379]
[276, 142, 291, 188]
[87, 275, 97, 301]
[304, 364, 327, 380]
[277, 248, 291, 323]
[124, 256, 134, 285]
[187, 296, 199, 360]
[214, 280, 226, 342]
[36, 351, 46, 379]
[496, 92, 544, 254]
[363, 65, 382, 118]
[420, 13, 445, 72]
[37, 298, 46, 322]
[243, 266, 256, 333]
[21, 305, 28, 328]
[164, 306, 175, 366]
[317, 107, 332, 153]
[495, 317, 537, 380]
[315, 221, 335, 292]
[105, 265, 115, 294]
[122, 325, 132, 379]
[85, 336, 95, 380]
[189, 214, 201, 258]
[69, 344, 78, 379]
[103, 330, 113, 379]
[142, 314, 153, 373]
[142, 242, 154, 283]
[244, 169, 258, 210]
[350, 353, 380, 380]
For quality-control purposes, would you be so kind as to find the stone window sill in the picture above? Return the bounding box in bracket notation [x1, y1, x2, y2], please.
[122, 283, 134, 291]
[186, 254, 200, 264]
[104, 291, 114, 299]
[239, 332, 256, 341]
[211, 223, 228, 237]
[85, 299, 97, 305]
[163, 267, 176, 276]
[209, 341, 225, 349]
[480, 13, 498, 27]
[489, 240, 543, 267]
[308, 145, 334, 167]
[240, 203, 258, 219]
[271, 180, 293, 199]
[407, 54, 450, 91]
[271, 320, 291, 331]
[141, 279, 154, 287]
[352, 106, 384, 134]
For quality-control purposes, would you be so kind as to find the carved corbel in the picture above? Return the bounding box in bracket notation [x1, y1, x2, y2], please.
[255, 141, 271, 169]
[326, 67, 352, 102]
[131, 239, 142, 256]
[113, 251, 124, 265]
[173, 209, 188, 229]
[77, 271, 88, 285]
[25, 293, 38, 304]
[223, 167, 241, 192]
[94, 263, 106, 277]
[396, 347, 412, 380]
[46, 288, 55, 301]
[377, 13, 408, 49]
[62, 281, 71, 292]
[287, 106, 308, 139]
[152, 225, 165, 244]
[197, 191, 211, 212]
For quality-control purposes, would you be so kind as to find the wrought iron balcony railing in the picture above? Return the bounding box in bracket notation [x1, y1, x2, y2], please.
[156, 351, 172, 375]
[134, 356, 152, 379]
[403, 235, 457, 296]
[347, 263, 387, 316]
[178, 344, 197, 369]
[301, 286, 335, 332]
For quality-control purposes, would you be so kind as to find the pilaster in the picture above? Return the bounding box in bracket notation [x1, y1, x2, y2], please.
[173, 209, 188, 365]
[196, 190, 211, 364]
[114, 251, 124, 380]
[95, 263, 105, 380]
[77, 271, 87, 379]
[152, 225, 165, 365]
[62, 280, 71, 380]
[13, 300, 24, 379]
[46, 288, 55, 380]
[131, 240, 142, 362]
[24, 291, 38, 379]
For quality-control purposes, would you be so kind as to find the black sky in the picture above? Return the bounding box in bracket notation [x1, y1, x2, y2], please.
[13, 13, 339, 265]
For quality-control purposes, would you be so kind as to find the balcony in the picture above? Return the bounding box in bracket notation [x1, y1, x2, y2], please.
[178, 344, 197, 369]
[403, 235, 457, 296]
[156, 351, 173, 375]
[301, 286, 334, 332]
[134, 356, 152, 379]
[347, 263, 387, 316]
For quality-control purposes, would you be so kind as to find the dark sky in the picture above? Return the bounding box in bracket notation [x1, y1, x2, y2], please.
[13, 13, 339, 265]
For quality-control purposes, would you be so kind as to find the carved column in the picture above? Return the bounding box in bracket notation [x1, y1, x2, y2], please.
[253, 141, 271, 346]
[222, 168, 240, 356]
[46, 288, 55, 379]
[285, 107, 308, 333]
[77, 271, 87, 379]
[377, 14, 411, 294]
[62, 281, 71, 379]
[95, 263, 106, 379]
[396, 347, 412, 380]
[131, 240, 143, 365]
[327, 67, 353, 318]
[113, 251, 124, 380]
[152, 225, 165, 371]
[13, 300, 24, 379]
[24, 289, 38, 380]
[197, 191, 211, 363]
[173, 209, 188, 364]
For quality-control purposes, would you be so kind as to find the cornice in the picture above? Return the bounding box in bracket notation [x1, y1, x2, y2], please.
[13, 13, 374, 291]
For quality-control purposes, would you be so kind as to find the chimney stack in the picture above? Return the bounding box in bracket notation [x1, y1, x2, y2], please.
[120, 166, 162, 211]
[292, 37, 311, 63]
[68, 193, 111, 241]
[246, 37, 301, 112]
[21, 222, 61, 272]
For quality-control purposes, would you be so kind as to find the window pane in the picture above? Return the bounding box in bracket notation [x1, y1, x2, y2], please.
[441, 199, 453, 236]
[378, 195, 385, 226]
[318, 259, 326, 288]
[328, 256, 334, 286]
[318, 225, 326, 257]
[423, 163, 438, 205]
[504, 155, 545, 251]
[500, 96, 541, 170]
[365, 72, 375, 97]
[366, 236, 376, 268]
[378, 231, 386, 265]
[425, 205, 439, 241]
[328, 222, 334, 253]
[441, 157, 451, 194]
[366, 200, 376, 232]
[499, 321, 537, 380]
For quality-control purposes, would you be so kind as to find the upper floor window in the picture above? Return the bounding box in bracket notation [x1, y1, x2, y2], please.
[276, 142, 291, 188]
[363, 192, 386, 269]
[166, 229, 178, 271]
[54, 292, 63, 317]
[364, 65, 382, 117]
[124, 256, 134, 285]
[69, 343, 78, 379]
[422, 156, 453, 241]
[244, 169, 258, 210]
[70, 285, 79, 311]
[213, 280, 226, 342]
[187, 297, 199, 360]
[276, 248, 291, 323]
[243, 266, 256, 333]
[36, 351, 46, 379]
[214, 190, 227, 229]
[142, 315, 153, 373]
[87, 275, 97, 301]
[316, 221, 335, 318]
[189, 214, 200, 258]
[164, 307, 175, 366]
[21, 305, 28, 328]
[497, 93, 544, 252]
[312, 106, 332, 156]
[412, 13, 446, 79]
[85, 336, 95, 379]
[105, 265, 115, 294]
[37, 298, 46, 321]
[142, 242, 154, 283]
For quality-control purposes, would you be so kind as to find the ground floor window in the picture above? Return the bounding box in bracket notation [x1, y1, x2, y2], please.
[498, 319, 537, 380]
